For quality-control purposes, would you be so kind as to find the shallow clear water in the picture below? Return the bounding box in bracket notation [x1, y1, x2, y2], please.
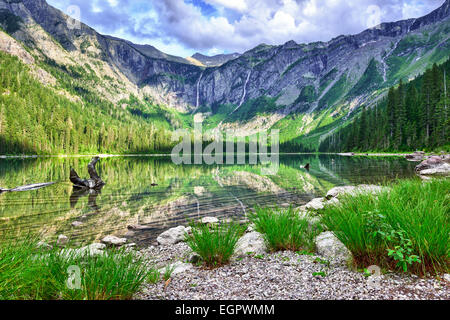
[0, 154, 417, 245]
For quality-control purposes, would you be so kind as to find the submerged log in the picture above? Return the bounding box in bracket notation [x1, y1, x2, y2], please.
[0, 182, 55, 193]
[70, 157, 105, 189]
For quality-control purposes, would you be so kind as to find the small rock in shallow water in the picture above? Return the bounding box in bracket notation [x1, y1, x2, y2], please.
[305, 198, 325, 211]
[200, 216, 219, 225]
[326, 185, 384, 199]
[157, 226, 190, 246]
[101, 235, 127, 247]
[57, 234, 69, 246]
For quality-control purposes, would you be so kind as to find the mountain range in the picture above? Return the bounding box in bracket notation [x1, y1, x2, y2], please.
[0, 0, 449, 152]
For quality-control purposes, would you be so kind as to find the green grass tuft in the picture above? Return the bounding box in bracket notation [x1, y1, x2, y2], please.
[0, 237, 152, 300]
[249, 206, 322, 253]
[320, 178, 449, 275]
[185, 222, 247, 268]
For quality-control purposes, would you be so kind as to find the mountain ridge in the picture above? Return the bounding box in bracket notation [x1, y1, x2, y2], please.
[0, 0, 449, 150]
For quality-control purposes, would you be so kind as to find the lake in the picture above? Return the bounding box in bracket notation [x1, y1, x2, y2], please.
[0, 154, 417, 246]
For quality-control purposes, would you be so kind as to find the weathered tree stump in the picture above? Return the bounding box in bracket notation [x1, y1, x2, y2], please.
[70, 157, 105, 189]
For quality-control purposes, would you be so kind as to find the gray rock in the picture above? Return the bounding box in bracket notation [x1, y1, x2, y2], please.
[444, 274, 450, 282]
[101, 235, 127, 247]
[159, 262, 194, 277]
[315, 231, 352, 264]
[415, 156, 450, 175]
[157, 226, 190, 246]
[57, 234, 69, 246]
[71, 221, 83, 227]
[405, 151, 425, 162]
[326, 186, 357, 199]
[234, 232, 267, 257]
[418, 163, 450, 176]
[199, 216, 219, 225]
[326, 185, 384, 199]
[305, 198, 325, 211]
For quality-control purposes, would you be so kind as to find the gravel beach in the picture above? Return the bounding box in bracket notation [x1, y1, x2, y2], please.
[135, 243, 449, 300]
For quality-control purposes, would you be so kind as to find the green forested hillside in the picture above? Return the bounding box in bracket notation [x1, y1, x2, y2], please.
[0, 51, 179, 155]
[319, 59, 450, 152]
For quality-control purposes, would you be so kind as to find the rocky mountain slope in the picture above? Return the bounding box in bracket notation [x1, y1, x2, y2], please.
[0, 0, 449, 148]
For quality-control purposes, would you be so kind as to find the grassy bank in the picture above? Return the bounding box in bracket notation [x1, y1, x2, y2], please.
[0, 238, 152, 300]
[320, 178, 449, 275]
[249, 206, 321, 253]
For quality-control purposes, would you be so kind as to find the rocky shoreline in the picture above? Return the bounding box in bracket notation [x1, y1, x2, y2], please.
[47, 176, 449, 300]
[132, 183, 449, 300]
[136, 244, 448, 300]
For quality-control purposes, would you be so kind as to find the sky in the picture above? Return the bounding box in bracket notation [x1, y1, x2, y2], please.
[46, 0, 445, 57]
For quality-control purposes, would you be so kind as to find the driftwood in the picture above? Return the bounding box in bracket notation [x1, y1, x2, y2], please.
[70, 157, 105, 189]
[0, 182, 55, 193]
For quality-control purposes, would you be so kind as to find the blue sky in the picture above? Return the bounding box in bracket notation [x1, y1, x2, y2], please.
[47, 0, 445, 57]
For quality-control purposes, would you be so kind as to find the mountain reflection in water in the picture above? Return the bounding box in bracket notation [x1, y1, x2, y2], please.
[0, 155, 416, 245]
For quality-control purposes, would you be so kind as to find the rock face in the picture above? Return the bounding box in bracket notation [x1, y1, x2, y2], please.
[0, 0, 449, 131]
[315, 232, 352, 264]
[157, 226, 190, 246]
[234, 232, 267, 257]
[415, 156, 450, 176]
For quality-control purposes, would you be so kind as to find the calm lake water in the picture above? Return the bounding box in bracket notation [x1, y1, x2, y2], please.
[0, 154, 417, 246]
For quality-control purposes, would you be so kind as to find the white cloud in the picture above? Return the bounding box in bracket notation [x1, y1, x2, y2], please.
[47, 0, 445, 57]
[204, 0, 248, 12]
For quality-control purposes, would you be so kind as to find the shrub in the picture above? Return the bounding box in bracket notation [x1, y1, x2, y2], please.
[320, 179, 449, 275]
[185, 222, 246, 268]
[249, 206, 321, 252]
[0, 237, 152, 300]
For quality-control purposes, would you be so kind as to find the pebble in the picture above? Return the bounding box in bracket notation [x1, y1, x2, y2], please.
[136, 246, 449, 300]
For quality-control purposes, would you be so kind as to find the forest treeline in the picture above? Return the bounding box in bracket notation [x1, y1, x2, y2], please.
[319, 59, 449, 152]
[0, 52, 176, 154]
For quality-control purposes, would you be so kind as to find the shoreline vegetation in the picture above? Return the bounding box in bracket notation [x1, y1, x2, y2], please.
[0, 151, 446, 159]
[0, 177, 448, 300]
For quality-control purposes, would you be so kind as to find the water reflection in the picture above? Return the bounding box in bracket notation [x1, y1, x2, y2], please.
[0, 155, 417, 245]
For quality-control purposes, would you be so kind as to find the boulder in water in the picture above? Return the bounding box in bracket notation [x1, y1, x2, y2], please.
[415, 156, 450, 176]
